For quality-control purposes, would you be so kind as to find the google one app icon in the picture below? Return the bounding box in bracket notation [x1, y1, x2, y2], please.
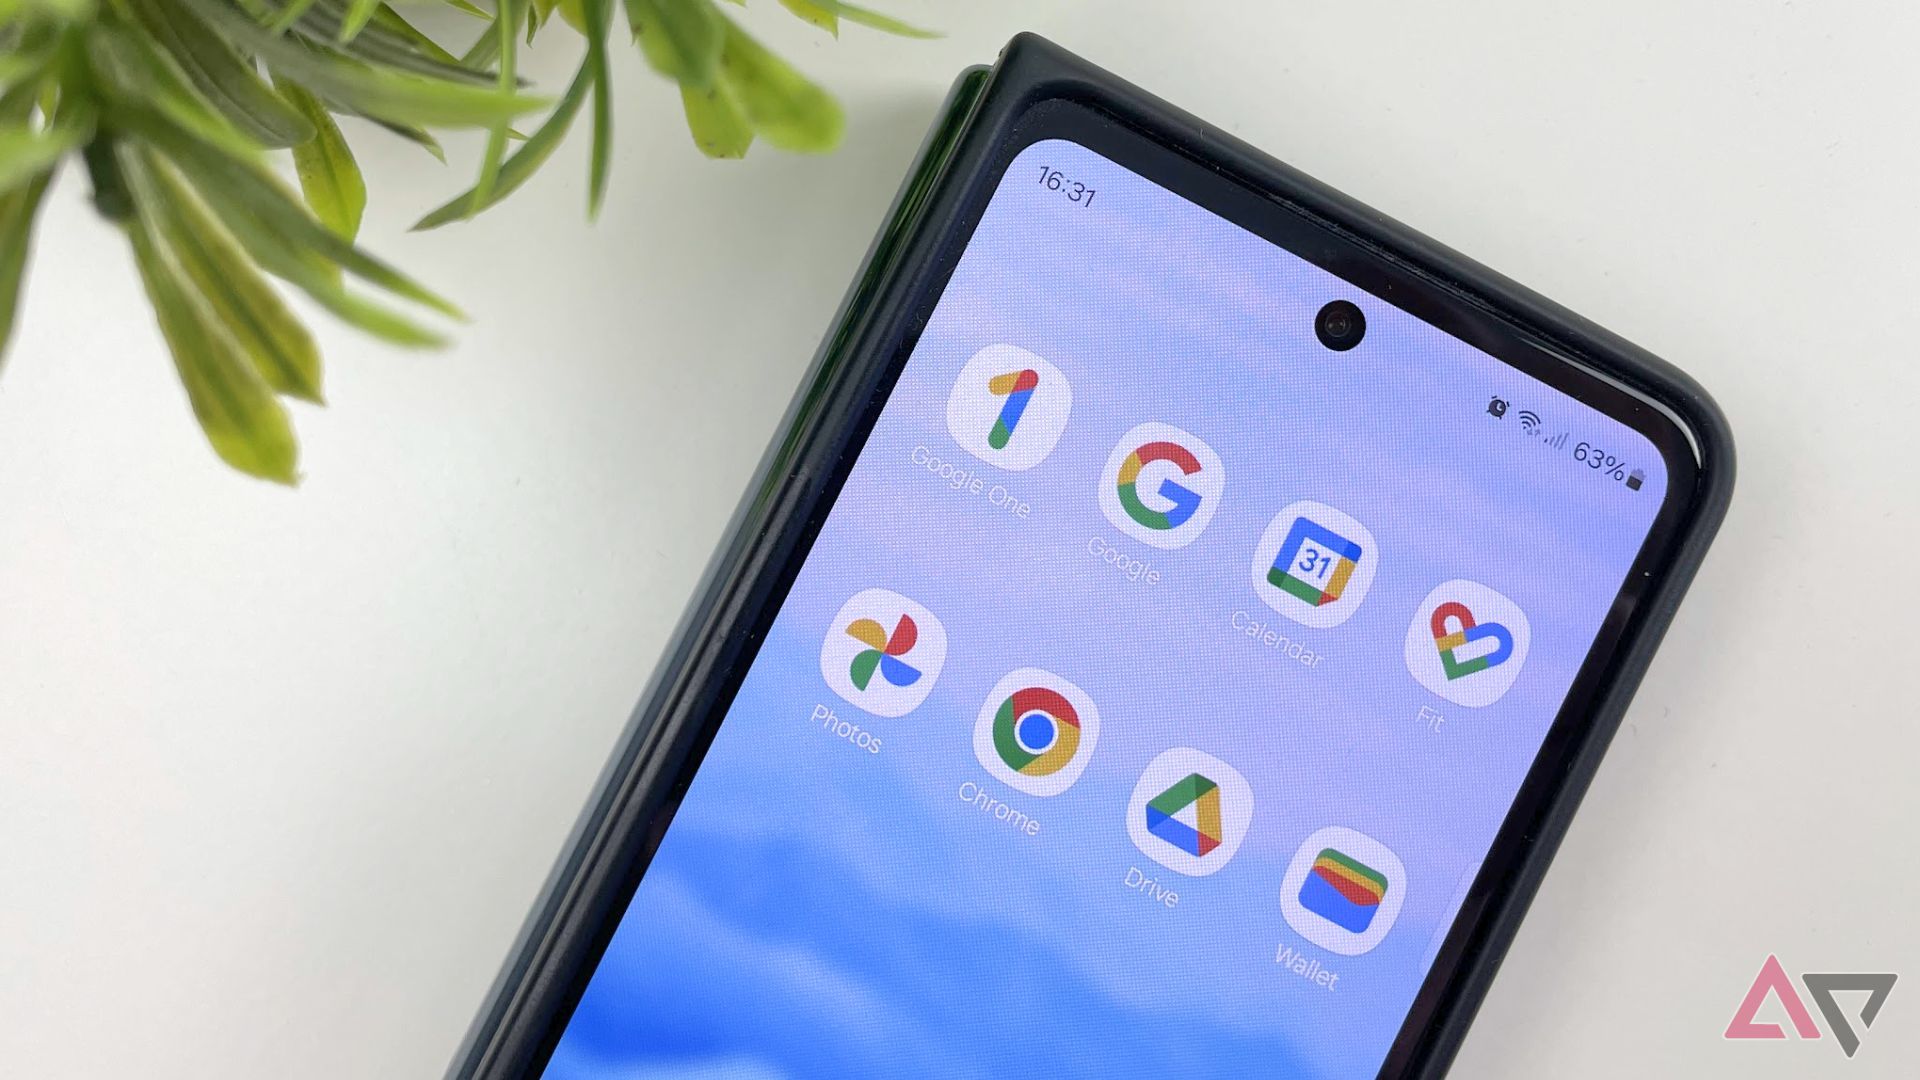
[820, 588, 947, 717]
[946, 344, 1072, 471]
[1098, 423, 1226, 549]
[1126, 748, 1254, 876]
[972, 669, 1101, 796]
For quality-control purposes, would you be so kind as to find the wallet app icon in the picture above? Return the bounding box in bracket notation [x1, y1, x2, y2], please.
[1280, 826, 1407, 956]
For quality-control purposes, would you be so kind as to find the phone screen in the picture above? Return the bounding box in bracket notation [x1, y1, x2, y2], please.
[538, 135, 1682, 1079]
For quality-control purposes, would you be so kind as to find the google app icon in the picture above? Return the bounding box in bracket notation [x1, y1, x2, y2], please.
[1098, 422, 1225, 549]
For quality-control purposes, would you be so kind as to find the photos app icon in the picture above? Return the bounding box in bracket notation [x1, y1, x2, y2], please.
[821, 588, 947, 717]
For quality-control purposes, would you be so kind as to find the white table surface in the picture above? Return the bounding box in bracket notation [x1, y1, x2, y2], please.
[4, 2, 1916, 1077]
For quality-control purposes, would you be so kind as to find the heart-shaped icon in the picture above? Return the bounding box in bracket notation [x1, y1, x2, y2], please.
[1430, 601, 1514, 681]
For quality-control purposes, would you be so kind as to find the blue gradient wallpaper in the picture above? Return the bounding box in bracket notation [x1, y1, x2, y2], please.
[541, 140, 1668, 1079]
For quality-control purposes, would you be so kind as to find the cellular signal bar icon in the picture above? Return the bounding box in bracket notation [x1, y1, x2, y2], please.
[1542, 431, 1568, 450]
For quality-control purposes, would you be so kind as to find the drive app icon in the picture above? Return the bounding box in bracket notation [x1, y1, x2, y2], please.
[820, 589, 947, 717]
[1126, 748, 1254, 876]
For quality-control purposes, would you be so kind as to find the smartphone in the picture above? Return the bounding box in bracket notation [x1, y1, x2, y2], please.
[449, 34, 1733, 1080]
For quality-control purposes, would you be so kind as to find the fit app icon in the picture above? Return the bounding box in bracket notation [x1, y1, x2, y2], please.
[1280, 826, 1407, 956]
[1098, 423, 1226, 549]
[972, 669, 1101, 796]
[821, 588, 947, 717]
[1251, 500, 1380, 628]
[946, 344, 1072, 471]
[1404, 580, 1531, 707]
[1126, 748, 1254, 876]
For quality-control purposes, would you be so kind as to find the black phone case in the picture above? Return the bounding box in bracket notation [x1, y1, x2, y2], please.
[447, 34, 1735, 1079]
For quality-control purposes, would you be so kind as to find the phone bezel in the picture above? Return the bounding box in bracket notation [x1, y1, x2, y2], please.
[448, 35, 1733, 1080]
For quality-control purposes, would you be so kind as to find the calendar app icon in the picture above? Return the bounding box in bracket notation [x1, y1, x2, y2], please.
[1250, 501, 1380, 629]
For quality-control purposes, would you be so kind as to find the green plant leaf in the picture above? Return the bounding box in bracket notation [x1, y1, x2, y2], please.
[338, 0, 382, 43]
[0, 46, 53, 90]
[275, 77, 365, 238]
[285, 0, 489, 82]
[366, 4, 462, 65]
[553, 0, 592, 33]
[679, 82, 750, 158]
[625, 0, 722, 90]
[413, 59, 592, 229]
[2, 0, 97, 21]
[363, 114, 446, 161]
[213, 200, 448, 347]
[582, 0, 611, 216]
[118, 102, 460, 316]
[331, 37, 495, 88]
[80, 133, 133, 221]
[143, 140, 442, 346]
[127, 0, 317, 148]
[85, 20, 262, 160]
[298, 276, 448, 345]
[784, 0, 936, 38]
[459, 23, 501, 68]
[251, 52, 453, 167]
[0, 122, 84, 196]
[0, 80, 43, 125]
[129, 229, 302, 482]
[777, 0, 836, 35]
[141, 156, 325, 403]
[267, 0, 320, 32]
[120, 150, 300, 483]
[471, 0, 524, 210]
[715, 14, 842, 153]
[177, 0, 546, 128]
[0, 166, 52, 368]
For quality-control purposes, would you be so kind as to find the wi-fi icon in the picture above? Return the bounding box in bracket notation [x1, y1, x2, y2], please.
[1517, 410, 1542, 434]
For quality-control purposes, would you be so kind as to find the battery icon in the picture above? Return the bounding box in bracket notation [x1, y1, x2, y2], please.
[1625, 469, 1645, 491]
